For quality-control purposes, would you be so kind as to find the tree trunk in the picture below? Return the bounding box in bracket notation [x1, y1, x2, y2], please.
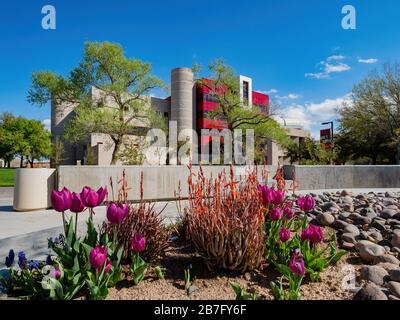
[20, 156, 24, 168]
[111, 138, 122, 165]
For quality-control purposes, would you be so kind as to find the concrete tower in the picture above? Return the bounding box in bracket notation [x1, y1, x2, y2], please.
[171, 68, 197, 162]
[171, 67, 195, 134]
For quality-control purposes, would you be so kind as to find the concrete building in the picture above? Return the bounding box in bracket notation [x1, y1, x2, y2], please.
[52, 67, 309, 166]
[267, 121, 311, 165]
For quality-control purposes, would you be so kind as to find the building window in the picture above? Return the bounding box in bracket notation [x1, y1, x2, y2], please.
[243, 81, 249, 105]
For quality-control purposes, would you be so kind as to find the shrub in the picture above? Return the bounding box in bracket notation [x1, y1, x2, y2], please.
[102, 171, 170, 262]
[181, 164, 264, 273]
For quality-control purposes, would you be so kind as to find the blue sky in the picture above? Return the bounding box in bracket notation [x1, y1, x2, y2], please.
[1, 0, 400, 137]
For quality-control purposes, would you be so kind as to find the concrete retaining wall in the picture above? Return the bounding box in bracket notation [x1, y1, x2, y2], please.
[57, 165, 278, 201]
[283, 165, 400, 190]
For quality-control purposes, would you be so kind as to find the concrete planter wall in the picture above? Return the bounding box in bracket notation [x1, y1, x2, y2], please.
[283, 165, 400, 190]
[13, 168, 56, 211]
[57, 165, 278, 201]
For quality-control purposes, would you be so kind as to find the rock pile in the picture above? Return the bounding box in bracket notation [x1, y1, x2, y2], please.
[296, 190, 400, 300]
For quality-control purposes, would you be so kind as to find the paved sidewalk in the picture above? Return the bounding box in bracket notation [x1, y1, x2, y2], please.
[0, 192, 183, 267]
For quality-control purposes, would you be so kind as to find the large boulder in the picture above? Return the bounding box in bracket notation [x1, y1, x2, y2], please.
[355, 240, 386, 263]
[388, 281, 400, 298]
[392, 230, 400, 248]
[360, 265, 389, 286]
[354, 282, 388, 300]
[373, 254, 400, 266]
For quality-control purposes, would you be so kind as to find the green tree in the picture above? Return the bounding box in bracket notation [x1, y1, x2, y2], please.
[338, 63, 400, 164]
[23, 119, 51, 167]
[0, 113, 51, 167]
[286, 138, 337, 165]
[194, 60, 291, 162]
[28, 41, 167, 164]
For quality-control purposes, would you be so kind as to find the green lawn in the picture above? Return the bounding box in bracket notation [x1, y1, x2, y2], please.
[0, 168, 15, 187]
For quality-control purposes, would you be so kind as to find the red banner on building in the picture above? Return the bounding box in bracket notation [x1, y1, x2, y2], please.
[320, 128, 332, 150]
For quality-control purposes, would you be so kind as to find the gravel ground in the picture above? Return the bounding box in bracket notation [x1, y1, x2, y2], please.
[107, 234, 355, 300]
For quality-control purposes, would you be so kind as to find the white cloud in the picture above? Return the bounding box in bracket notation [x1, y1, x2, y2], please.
[259, 88, 278, 95]
[323, 62, 351, 73]
[305, 56, 351, 79]
[277, 93, 301, 100]
[327, 55, 345, 61]
[42, 119, 51, 131]
[278, 94, 352, 139]
[358, 58, 378, 64]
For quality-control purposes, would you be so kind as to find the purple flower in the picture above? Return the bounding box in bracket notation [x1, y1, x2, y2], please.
[283, 204, 294, 220]
[297, 195, 315, 212]
[18, 251, 27, 269]
[268, 208, 283, 221]
[28, 260, 40, 271]
[5, 249, 15, 267]
[54, 266, 61, 279]
[131, 234, 146, 253]
[104, 259, 112, 274]
[51, 187, 72, 212]
[81, 186, 108, 208]
[301, 224, 323, 243]
[70, 192, 85, 213]
[106, 202, 129, 225]
[272, 190, 284, 205]
[279, 228, 291, 242]
[289, 249, 305, 276]
[89, 245, 108, 273]
[257, 185, 285, 206]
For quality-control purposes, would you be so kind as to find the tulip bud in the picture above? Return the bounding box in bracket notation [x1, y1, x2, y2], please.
[268, 208, 283, 221]
[107, 202, 129, 225]
[51, 187, 72, 212]
[131, 234, 146, 253]
[279, 228, 291, 242]
[297, 195, 315, 212]
[70, 192, 85, 213]
[89, 245, 108, 272]
[289, 250, 305, 276]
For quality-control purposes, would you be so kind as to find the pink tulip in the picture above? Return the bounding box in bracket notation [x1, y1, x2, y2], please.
[104, 259, 112, 274]
[272, 190, 284, 205]
[268, 208, 283, 221]
[96, 187, 107, 206]
[81, 187, 99, 208]
[131, 234, 146, 253]
[107, 202, 129, 225]
[297, 195, 315, 212]
[80, 186, 107, 208]
[301, 224, 323, 243]
[289, 249, 305, 276]
[279, 228, 291, 242]
[70, 192, 85, 213]
[51, 187, 72, 212]
[283, 204, 294, 220]
[89, 245, 108, 272]
[257, 185, 272, 205]
[54, 266, 61, 279]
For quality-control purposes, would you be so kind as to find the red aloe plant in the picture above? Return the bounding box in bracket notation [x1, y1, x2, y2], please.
[181, 164, 265, 273]
[102, 171, 170, 262]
